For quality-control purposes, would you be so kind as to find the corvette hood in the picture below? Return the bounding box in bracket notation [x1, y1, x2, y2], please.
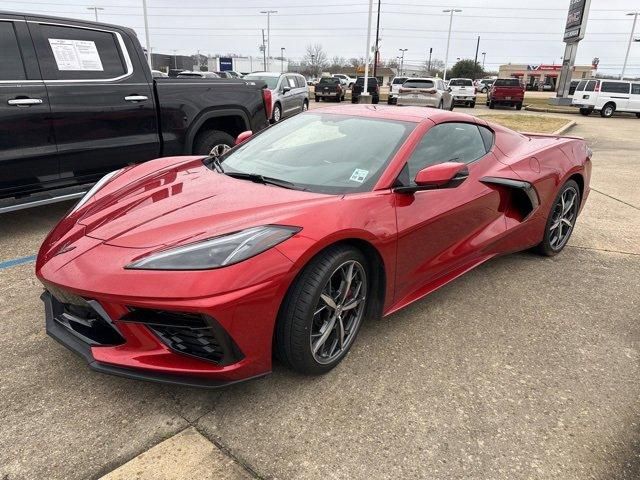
[75, 158, 334, 249]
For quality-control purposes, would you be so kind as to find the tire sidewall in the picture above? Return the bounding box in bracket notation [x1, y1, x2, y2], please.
[192, 130, 235, 156]
[273, 103, 282, 122]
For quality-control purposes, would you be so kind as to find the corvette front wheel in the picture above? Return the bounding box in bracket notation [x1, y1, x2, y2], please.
[536, 179, 580, 256]
[276, 246, 369, 374]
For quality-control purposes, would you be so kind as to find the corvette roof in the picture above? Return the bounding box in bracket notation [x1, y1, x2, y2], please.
[313, 104, 478, 124]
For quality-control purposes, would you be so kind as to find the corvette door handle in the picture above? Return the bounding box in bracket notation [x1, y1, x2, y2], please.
[8, 98, 43, 106]
[124, 95, 148, 102]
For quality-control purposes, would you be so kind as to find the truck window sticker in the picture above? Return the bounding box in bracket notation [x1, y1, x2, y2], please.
[48, 38, 104, 71]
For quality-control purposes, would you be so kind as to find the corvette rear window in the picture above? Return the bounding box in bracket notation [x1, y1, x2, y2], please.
[219, 113, 415, 194]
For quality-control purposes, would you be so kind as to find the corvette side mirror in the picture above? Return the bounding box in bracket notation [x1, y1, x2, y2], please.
[235, 130, 253, 145]
[395, 162, 469, 194]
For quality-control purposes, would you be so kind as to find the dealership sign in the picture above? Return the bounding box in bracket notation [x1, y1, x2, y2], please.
[219, 57, 233, 71]
[564, 0, 590, 43]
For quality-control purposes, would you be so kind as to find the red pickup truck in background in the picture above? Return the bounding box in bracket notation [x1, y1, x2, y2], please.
[486, 78, 525, 110]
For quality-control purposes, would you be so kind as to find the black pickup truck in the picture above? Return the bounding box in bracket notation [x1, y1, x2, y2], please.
[0, 12, 271, 213]
[350, 77, 380, 104]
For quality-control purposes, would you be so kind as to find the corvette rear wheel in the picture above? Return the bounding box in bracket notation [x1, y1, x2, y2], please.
[276, 246, 369, 374]
[536, 180, 580, 256]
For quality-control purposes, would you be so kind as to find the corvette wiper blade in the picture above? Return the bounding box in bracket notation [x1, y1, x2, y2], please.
[206, 157, 225, 173]
[224, 172, 299, 190]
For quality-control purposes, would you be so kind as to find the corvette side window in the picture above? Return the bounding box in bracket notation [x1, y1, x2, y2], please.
[406, 123, 487, 180]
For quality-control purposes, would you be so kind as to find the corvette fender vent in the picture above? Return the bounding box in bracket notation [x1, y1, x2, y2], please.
[120, 308, 243, 365]
[481, 176, 539, 220]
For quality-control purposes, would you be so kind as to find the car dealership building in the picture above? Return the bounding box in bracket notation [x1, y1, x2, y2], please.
[499, 63, 596, 91]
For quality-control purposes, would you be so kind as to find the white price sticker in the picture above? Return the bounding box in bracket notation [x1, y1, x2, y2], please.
[48, 39, 104, 71]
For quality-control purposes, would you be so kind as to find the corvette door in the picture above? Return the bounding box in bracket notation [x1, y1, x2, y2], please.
[393, 122, 506, 305]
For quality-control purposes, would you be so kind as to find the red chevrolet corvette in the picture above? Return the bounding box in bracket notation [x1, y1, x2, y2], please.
[37, 105, 591, 387]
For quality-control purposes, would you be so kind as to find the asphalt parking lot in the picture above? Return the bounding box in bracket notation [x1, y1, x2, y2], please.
[1, 104, 638, 480]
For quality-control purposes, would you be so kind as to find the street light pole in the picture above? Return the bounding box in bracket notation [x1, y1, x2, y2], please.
[86, 6, 104, 21]
[442, 8, 462, 81]
[311, 54, 316, 78]
[281, 47, 285, 73]
[399, 48, 408, 77]
[362, 0, 374, 100]
[621, 11, 639, 79]
[260, 10, 277, 71]
[482, 52, 486, 70]
[172, 49, 178, 69]
[428, 47, 433, 74]
[142, 0, 152, 69]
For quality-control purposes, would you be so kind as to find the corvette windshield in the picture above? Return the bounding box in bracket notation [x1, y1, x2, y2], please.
[220, 113, 414, 194]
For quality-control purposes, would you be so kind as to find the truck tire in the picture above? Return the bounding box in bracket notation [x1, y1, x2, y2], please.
[579, 108, 592, 116]
[636, 113, 640, 118]
[193, 130, 235, 157]
[489, 100, 495, 109]
[516, 103, 522, 110]
[469, 101, 475, 108]
[315, 96, 320, 102]
[372, 96, 379, 104]
[600, 102, 615, 118]
[336, 95, 341, 103]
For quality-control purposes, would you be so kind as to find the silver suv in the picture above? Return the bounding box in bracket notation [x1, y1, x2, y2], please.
[243, 72, 309, 123]
[397, 77, 453, 109]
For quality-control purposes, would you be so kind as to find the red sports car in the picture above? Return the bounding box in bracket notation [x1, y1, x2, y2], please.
[37, 105, 591, 387]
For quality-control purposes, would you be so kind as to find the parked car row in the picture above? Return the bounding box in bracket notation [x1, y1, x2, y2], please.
[243, 72, 309, 123]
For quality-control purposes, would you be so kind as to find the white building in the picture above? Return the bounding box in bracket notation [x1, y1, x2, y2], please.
[207, 56, 289, 74]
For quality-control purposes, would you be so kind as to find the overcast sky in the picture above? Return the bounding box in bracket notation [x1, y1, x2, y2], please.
[4, 0, 640, 75]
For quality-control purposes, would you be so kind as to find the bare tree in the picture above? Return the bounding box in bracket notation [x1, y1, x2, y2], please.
[348, 57, 366, 69]
[329, 56, 348, 71]
[424, 58, 445, 76]
[302, 44, 328, 77]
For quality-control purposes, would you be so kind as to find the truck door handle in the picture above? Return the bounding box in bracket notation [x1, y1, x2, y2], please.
[8, 98, 43, 106]
[124, 95, 148, 102]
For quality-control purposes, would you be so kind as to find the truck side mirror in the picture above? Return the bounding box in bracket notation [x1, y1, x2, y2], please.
[235, 130, 253, 145]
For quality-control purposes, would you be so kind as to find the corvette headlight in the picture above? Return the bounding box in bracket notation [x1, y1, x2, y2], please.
[70, 168, 123, 214]
[126, 225, 301, 270]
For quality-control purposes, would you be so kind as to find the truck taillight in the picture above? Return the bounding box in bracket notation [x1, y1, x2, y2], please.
[262, 88, 272, 120]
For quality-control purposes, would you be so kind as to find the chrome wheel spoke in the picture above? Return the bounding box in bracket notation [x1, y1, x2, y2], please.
[549, 186, 578, 250]
[312, 315, 337, 355]
[320, 293, 337, 310]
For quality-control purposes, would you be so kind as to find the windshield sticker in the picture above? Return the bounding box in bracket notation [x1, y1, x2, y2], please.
[48, 39, 104, 71]
[350, 169, 369, 183]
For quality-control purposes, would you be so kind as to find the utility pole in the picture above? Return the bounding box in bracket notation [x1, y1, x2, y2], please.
[474, 36, 480, 78]
[281, 47, 285, 73]
[373, 0, 381, 78]
[621, 11, 639, 79]
[142, 0, 152, 69]
[427, 47, 433, 74]
[482, 51, 486, 70]
[399, 48, 407, 77]
[261, 29, 267, 71]
[172, 49, 178, 69]
[442, 8, 462, 81]
[86, 6, 104, 21]
[260, 10, 277, 71]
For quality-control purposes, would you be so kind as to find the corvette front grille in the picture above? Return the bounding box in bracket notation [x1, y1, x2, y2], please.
[121, 308, 243, 365]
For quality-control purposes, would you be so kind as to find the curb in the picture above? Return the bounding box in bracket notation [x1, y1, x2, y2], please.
[524, 105, 578, 115]
[552, 120, 577, 136]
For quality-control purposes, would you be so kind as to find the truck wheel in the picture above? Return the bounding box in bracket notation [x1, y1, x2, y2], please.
[272, 103, 282, 123]
[469, 101, 475, 108]
[600, 103, 615, 118]
[489, 100, 495, 109]
[516, 103, 523, 110]
[636, 113, 640, 118]
[193, 130, 235, 157]
[336, 95, 341, 103]
[315, 96, 320, 102]
[579, 108, 592, 116]
[372, 96, 379, 104]
[387, 97, 393, 105]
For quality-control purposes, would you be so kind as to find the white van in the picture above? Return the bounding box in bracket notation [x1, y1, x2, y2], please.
[572, 79, 640, 118]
